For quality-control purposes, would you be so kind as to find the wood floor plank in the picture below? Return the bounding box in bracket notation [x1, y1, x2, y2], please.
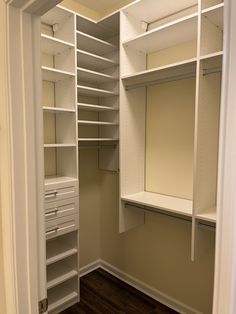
[61, 268, 179, 314]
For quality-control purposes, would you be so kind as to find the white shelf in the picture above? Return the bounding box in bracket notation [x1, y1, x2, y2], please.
[77, 103, 117, 112]
[47, 243, 77, 266]
[77, 67, 117, 84]
[122, 191, 193, 217]
[202, 2, 224, 14]
[77, 49, 117, 71]
[41, 34, 74, 55]
[123, 0, 198, 24]
[41, 6, 73, 27]
[45, 176, 77, 187]
[122, 58, 197, 90]
[78, 138, 118, 142]
[42, 66, 75, 82]
[77, 85, 118, 98]
[43, 106, 75, 113]
[196, 209, 216, 223]
[202, 4, 224, 29]
[47, 262, 78, 290]
[78, 120, 118, 126]
[44, 144, 76, 148]
[200, 50, 223, 60]
[48, 286, 78, 312]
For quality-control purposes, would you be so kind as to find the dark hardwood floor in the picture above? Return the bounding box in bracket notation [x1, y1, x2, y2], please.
[61, 268, 179, 314]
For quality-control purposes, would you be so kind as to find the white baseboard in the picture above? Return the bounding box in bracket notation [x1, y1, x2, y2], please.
[80, 259, 202, 314]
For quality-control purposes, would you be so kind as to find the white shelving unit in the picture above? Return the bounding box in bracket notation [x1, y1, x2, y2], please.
[119, 0, 224, 260]
[41, 6, 79, 313]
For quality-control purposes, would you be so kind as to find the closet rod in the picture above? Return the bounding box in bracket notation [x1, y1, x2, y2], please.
[125, 72, 196, 91]
[125, 202, 215, 231]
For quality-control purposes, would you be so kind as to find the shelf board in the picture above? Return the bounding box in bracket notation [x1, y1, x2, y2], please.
[196, 209, 216, 223]
[122, 58, 197, 90]
[77, 67, 118, 84]
[78, 120, 118, 126]
[43, 106, 76, 113]
[44, 144, 76, 148]
[47, 263, 78, 290]
[123, 13, 198, 54]
[123, 0, 198, 24]
[41, 34, 74, 55]
[48, 287, 78, 313]
[76, 31, 117, 55]
[202, 4, 224, 29]
[42, 66, 75, 82]
[77, 49, 117, 71]
[200, 50, 223, 60]
[41, 5, 73, 26]
[45, 176, 77, 187]
[77, 85, 118, 98]
[122, 191, 193, 217]
[47, 243, 77, 266]
[77, 103, 118, 112]
[78, 138, 118, 142]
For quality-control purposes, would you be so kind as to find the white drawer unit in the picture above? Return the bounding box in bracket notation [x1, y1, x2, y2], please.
[45, 198, 78, 221]
[45, 178, 78, 203]
[46, 214, 79, 240]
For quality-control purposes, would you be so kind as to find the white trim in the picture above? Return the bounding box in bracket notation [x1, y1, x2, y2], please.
[79, 259, 101, 277]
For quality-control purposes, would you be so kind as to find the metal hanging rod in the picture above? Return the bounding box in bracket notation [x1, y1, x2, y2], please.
[125, 72, 196, 91]
[125, 202, 215, 231]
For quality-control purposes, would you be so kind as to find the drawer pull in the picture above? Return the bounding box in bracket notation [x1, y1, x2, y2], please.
[45, 191, 58, 199]
[46, 227, 58, 236]
[45, 209, 58, 218]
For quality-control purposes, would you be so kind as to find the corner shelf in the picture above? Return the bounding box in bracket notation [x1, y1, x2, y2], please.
[47, 262, 78, 290]
[41, 34, 74, 55]
[77, 103, 118, 112]
[43, 106, 76, 113]
[77, 67, 117, 84]
[122, 192, 193, 217]
[78, 120, 118, 126]
[123, 13, 198, 53]
[77, 85, 118, 98]
[42, 66, 75, 82]
[77, 49, 117, 71]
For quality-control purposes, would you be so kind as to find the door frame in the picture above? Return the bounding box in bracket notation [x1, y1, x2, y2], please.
[1, 0, 236, 313]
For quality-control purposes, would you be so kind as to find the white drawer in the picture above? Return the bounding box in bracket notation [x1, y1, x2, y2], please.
[45, 180, 78, 203]
[45, 197, 78, 221]
[45, 214, 79, 240]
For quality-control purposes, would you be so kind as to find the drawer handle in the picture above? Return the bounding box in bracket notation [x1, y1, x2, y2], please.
[46, 227, 58, 236]
[45, 191, 58, 199]
[45, 208, 58, 218]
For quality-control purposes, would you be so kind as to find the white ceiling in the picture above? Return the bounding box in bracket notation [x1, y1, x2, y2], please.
[75, 0, 132, 14]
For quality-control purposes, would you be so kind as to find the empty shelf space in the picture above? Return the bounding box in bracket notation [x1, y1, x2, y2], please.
[76, 31, 117, 55]
[78, 120, 118, 125]
[123, 13, 198, 53]
[48, 287, 78, 313]
[42, 66, 75, 82]
[41, 34, 74, 55]
[122, 58, 197, 90]
[43, 106, 76, 113]
[77, 103, 118, 111]
[77, 67, 118, 84]
[47, 243, 77, 266]
[78, 138, 118, 142]
[47, 262, 78, 290]
[45, 176, 77, 186]
[77, 85, 118, 98]
[122, 191, 193, 217]
[196, 210, 216, 223]
[44, 144, 76, 148]
[202, 4, 223, 29]
[77, 49, 117, 71]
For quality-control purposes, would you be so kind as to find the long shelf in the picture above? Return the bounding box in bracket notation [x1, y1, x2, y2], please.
[77, 67, 117, 84]
[77, 85, 118, 98]
[123, 13, 198, 54]
[43, 106, 76, 113]
[44, 144, 76, 148]
[78, 120, 118, 126]
[77, 49, 117, 71]
[77, 103, 118, 112]
[122, 191, 193, 217]
[47, 263, 78, 290]
[41, 34, 74, 55]
[76, 31, 117, 55]
[78, 138, 118, 142]
[48, 287, 78, 313]
[42, 66, 75, 82]
[122, 58, 197, 90]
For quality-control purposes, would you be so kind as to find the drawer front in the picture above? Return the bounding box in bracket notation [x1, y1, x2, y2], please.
[45, 180, 78, 203]
[45, 214, 79, 240]
[45, 197, 78, 221]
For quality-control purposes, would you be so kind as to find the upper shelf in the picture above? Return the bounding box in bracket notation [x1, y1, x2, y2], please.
[202, 3, 224, 30]
[77, 67, 117, 84]
[77, 85, 118, 98]
[41, 5, 73, 26]
[41, 34, 74, 55]
[122, 58, 197, 90]
[123, 0, 198, 24]
[42, 66, 75, 82]
[76, 31, 117, 56]
[77, 49, 117, 71]
[122, 191, 193, 217]
[123, 13, 198, 54]
[43, 106, 76, 113]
